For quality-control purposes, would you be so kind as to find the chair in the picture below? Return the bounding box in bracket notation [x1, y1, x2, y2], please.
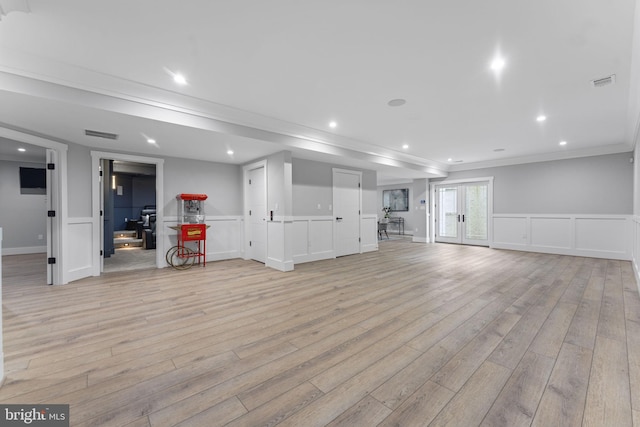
[142, 214, 156, 249]
[136, 206, 157, 249]
[378, 221, 389, 239]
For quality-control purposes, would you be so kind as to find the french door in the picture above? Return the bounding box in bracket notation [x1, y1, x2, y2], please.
[435, 181, 489, 246]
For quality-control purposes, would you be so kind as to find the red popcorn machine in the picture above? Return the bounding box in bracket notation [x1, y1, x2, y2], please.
[166, 193, 208, 269]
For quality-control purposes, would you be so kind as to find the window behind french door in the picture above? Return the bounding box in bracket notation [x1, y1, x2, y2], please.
[435, 181, 489, 246]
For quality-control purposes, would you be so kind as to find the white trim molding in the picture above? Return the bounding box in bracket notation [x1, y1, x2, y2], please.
[91, 151, 165, 277]
[632, 215, 640, 295]
[493, 213, 632, 261]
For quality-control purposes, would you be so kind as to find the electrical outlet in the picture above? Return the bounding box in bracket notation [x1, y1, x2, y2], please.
[317, 203, 321, 210]
[38, 234, 43, 240]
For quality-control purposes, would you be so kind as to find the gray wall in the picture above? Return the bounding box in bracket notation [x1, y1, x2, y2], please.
[163, 157, 243, 217]
[266, 151, 293, 216]
[377, 183, 414, 234]
[292, 157, 377, 216]
[0, 160, 47, 249]
[412, 179, 428, 239]
[433, 152, 634, 214]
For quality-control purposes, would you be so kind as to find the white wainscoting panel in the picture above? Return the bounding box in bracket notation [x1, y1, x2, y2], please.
[361, 215, 379, 253]
[493, 214, 631, 260]
[633, 216, 640, 295]
[163, 216, 243, 266]
[293, 216, 335, 264]
[206, 217, 243, 261]
[575, 217, 628, 254]
[67, 218, 94, 282]
[493, 216, 528, 247]
[530, 217, 572, 249]
[266, 219, 294, 272]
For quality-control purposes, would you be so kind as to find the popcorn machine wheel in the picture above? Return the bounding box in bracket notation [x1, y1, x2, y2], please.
[166, 193, 208, 270]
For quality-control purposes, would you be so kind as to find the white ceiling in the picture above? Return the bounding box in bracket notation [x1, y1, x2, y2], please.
[0, 0, 638, 184]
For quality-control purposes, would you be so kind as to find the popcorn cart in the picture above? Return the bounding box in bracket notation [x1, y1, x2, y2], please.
[166, 193, 208, 269]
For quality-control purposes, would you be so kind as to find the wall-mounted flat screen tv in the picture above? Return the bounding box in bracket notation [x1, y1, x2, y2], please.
[19, 167, 46, 194]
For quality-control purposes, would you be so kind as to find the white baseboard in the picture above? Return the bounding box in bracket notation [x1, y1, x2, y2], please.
[491, 242, 630, 261]
[412, 236, 428, 243]
[362, 243, 378, 253]
[293, 250, 335, 264]
[266, 257, 294, 272]
[2, 246, 47, 255]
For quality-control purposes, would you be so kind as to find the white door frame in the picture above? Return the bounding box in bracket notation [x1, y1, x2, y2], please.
[91, 151, 164, 275]
[332, 168, 362, 257]
[430, 176, 494, 246]
[243, 159, 267, 262]
[0, 127, 67, 285]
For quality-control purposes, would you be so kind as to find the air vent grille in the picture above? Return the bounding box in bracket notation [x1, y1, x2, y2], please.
[85, 129, 119, 140]
[591, 74, 616, 88]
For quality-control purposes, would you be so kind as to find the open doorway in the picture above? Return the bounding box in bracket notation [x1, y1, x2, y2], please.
[101, 160, 157, 273]
[0, 139, 49, 284]
[91, 151, 165, 276]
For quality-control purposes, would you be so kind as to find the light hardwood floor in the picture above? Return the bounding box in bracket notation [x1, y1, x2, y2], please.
[1, 240, 640, 426]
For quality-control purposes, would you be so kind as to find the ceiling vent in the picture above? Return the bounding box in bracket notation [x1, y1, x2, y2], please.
[591, 74, 616, 88]
[85, 129, 118, 140]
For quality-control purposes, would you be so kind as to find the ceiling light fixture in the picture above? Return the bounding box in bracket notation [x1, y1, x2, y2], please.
[402, 144, 409, 149]
[329, 121, 337, 129]
[388, 99, 406, 107]
[147, 138, 156, 144]
[559, 140, 568, 146]
[173, 73, 187, 85]
[536, 115, 547, 122]
[447, 158, 453, 162]
[227, 150, 234, 155]
[490, 57, 506, 72]
[17, 148, 26, 152]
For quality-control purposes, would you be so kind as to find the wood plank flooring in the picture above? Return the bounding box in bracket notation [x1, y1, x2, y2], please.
[1, 241, 639, 426]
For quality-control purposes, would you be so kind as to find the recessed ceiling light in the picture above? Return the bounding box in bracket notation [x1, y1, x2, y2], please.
[559, 140, 568, 146]
[447, 158, 453, 162]
[490, 57, 506, 72]
[147, 138, 156, 144]
[388, 99, 407, 107]
[402, 144, 409, 149]
[227, 150, 234, 155]
[173, 73, 187, 85]
[17, 148, 26, 152]
[329, 121, 337, 129]
[536, 115, 547, 122]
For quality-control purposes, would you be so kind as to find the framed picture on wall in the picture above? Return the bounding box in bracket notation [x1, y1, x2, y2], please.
[383, 188, 409, 212]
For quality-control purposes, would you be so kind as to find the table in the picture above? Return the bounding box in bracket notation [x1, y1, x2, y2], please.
[387, 217, 405, 235]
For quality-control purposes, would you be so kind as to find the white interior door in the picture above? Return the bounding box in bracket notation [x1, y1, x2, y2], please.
[435, 182, 489, 246]
[247, 166, 267, 263]
[333, 169, 361, 257]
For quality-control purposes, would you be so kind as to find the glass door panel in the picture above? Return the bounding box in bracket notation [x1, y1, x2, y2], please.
[436, 186, 460, 243]
[463, 183, 488, 245]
